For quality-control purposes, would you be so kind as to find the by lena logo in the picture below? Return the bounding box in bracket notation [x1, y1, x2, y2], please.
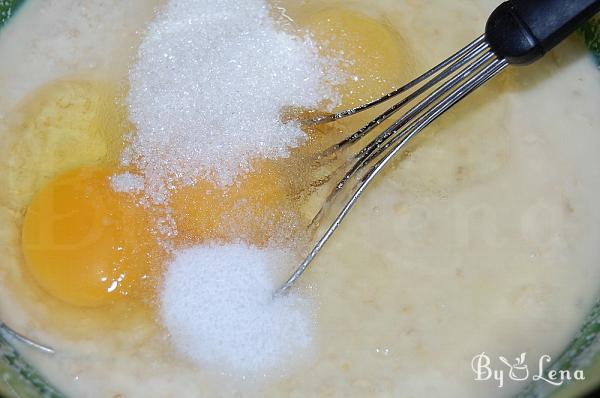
[471, 352, 585, 388]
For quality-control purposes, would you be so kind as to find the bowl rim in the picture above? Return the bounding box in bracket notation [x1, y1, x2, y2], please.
[0, 2, 599, 398]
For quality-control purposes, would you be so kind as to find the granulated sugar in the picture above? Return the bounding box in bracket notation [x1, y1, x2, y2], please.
[123, 0, 342, 203]
[110, 172, 145, 193]
[160, 243, 313, 375]
[125, 0, 326, 374]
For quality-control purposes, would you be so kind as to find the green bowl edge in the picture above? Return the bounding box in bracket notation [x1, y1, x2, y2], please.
[0, 331, 64, 398]
[1, 3, 600, 398]
[583, 15, 600, 65]
[0, 0, 24, 28]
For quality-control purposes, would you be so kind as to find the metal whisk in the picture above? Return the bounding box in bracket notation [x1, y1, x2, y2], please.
[0, 322, 54, 354]
[3, 0, 599, 355]
[277, 0, 600, 295]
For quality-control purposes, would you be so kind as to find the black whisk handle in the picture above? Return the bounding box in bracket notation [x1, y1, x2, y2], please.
[485, 0, 600, 65]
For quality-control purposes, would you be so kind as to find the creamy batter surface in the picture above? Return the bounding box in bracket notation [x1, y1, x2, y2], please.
[1, 0, 599, 397]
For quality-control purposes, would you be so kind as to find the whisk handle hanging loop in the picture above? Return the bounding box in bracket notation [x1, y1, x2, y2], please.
[485, 0, 600, 64]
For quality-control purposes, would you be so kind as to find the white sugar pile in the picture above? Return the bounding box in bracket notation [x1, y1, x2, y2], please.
[160, 243, 313, 375]
[122, 0, 342, 203]
[126, 0, 328, 374]
[110, 172, 145, 193]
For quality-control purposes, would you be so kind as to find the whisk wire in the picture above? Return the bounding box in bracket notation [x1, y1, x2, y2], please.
[330, 44, 496, 201]
[315, 35, 488, 125]
[318, 36, 489, 156]
[277, 37, 508, 295]
[357, 50, 497, 169]
[0, 322, 55, 354]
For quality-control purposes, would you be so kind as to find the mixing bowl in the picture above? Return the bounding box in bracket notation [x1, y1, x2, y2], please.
[1, 1, 599, 397]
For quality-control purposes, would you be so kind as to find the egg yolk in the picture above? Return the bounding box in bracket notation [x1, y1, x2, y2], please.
[21, 167, 163, 308]
[299, 7, 418, 130]
[171, 160, 295, 246]
[302, 8, 416, 107]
